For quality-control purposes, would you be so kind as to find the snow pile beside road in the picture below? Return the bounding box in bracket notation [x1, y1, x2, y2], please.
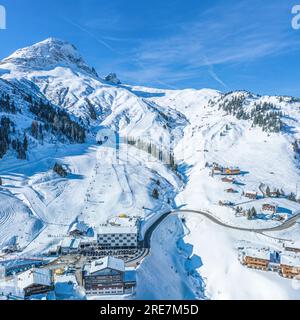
[136, 215, 205, 300]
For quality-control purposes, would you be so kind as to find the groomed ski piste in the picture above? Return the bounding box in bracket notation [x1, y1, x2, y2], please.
[1, 38, 300, 300]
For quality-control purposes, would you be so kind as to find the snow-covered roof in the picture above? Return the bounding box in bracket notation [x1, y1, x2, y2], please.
[18, 268, 52, 290]
[244, 248, 271, 261]
[285, 241, 300, 249]
[109, 216, 138, 227]
[280, 255, 300, 267]
[98, 225, 137, 235]
[69, 221, 89, 234]
[98, 216, 138, 235]
[87, 257, 125, 275]
[60, 238, 81, 249]
[245, 190, 257, 195]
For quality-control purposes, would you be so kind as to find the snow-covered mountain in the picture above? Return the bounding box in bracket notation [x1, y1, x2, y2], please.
[0, 38, 187, 152]
[1, 38, 300, 300]
[0, 38, 98, 77]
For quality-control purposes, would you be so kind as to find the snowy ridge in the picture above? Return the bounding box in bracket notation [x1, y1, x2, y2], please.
[0, 38, 98, 78]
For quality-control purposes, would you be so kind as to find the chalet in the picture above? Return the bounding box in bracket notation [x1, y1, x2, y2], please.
[284, 242, 300, 253]
[69, 221, 90, 237]
[211, 163, 223, 175]
[244, 191, 258, 200]
[262, 203, 278, 214]
[212, 163, 223, 171]
[222, 167, 241, 176]
[243, 248, 271, 271]
[221, 177, 235, 183]
[212, 165, 223, 174]
[212, 168, 222, 175]
[83, 257, 136, 296]
[280, 255, 300, 279]
[18, 268, 53, 298]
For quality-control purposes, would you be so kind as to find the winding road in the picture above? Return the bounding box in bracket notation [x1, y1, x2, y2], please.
[126, 208, 300, 266]
[141, 209, 300, 249]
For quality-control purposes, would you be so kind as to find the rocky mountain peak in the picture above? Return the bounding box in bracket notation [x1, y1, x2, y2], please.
[1, 38, 98, 77]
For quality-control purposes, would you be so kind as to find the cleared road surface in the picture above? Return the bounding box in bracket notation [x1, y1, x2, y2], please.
[142, 209, 300, 249]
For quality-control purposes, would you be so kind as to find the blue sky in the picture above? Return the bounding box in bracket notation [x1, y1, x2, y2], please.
[0, 0, 300, 96]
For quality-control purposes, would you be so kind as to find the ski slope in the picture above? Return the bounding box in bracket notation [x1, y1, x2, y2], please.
[0, 190, 43, 250]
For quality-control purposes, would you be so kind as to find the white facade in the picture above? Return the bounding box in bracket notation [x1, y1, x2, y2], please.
[86, 286, 124, 296]
[97, 216, 139, 249]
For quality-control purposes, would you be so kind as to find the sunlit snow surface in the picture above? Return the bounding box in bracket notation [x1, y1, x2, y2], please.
[1, 39, 300, 299]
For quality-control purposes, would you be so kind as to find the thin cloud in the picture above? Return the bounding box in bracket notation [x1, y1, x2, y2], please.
[122, 0, 300, 87]
[60, 0, 300, 91]
[62, 17, 117, 53]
